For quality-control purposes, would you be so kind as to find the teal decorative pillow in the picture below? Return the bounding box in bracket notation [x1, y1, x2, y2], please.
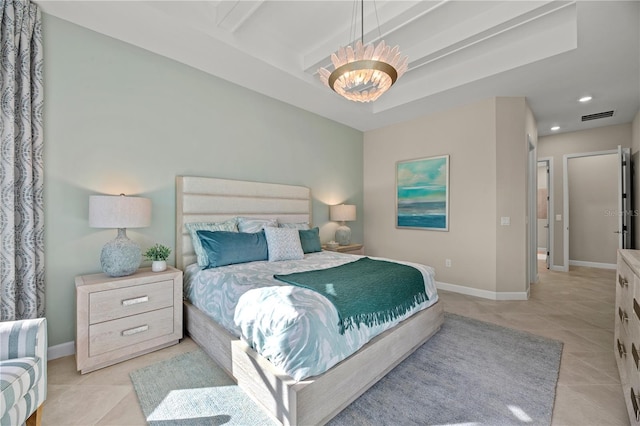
[264, 227, 304, 262]
[186, 219, 238, 267]
[278, 222, 310, 230]
[299, 227, 321, 254]
[237, 217, 278, 233]
[196, 230, 268, 268]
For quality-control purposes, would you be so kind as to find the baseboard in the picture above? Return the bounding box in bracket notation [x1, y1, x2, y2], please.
[569, 260, 616, 270]
[436, 281, 528, 301]
[551, 265, 567, 272]
[48, 341, 75, 360]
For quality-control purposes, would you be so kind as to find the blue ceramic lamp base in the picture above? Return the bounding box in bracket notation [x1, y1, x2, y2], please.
[100, 228, 141, 277]
[335, 224, 352, 246]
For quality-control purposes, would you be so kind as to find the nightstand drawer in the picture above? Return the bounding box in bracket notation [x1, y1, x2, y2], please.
[89, 280, 174, 324]
[89, 307, 174, 357]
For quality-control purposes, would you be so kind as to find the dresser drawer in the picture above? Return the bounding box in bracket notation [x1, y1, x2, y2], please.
[626, 381, 640, 424]
[619, 257, 634, 311]
[617, 323, 631, 384]
[89, 280, 174, 324]
[89, 307, 175, 357]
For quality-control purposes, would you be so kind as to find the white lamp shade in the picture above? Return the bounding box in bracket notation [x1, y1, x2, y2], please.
[330, 204, 356, 222]
[89, 195, 152, 228]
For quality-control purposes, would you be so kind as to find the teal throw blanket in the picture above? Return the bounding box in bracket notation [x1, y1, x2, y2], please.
[274, 257, 427, 334]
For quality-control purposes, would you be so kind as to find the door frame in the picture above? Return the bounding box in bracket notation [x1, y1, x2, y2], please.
[562, 149, 617, 271]
[528, 135, 537, 287]
[537, 157, 554, 270]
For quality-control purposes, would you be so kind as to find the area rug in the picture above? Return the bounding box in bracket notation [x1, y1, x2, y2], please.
[130, 313, 563, 425]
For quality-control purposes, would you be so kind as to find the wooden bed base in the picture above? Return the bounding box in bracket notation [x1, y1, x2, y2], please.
[232, 302, 443, 426]
[177, 176, 444, 425]
[185, 299, 443, 425]
[184, 301, 235, 376]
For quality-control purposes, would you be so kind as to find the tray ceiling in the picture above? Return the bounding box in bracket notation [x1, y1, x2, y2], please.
[37, 1, 640, 136]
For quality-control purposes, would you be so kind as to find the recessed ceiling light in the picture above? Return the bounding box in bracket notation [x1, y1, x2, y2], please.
[578, 96, 593, 103]
[551, 126, 560, 131]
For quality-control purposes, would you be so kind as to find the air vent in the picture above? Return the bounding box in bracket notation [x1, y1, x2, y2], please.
[582, 110, 614, 121]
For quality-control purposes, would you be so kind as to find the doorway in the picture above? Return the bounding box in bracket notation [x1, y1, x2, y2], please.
[537, 158, 552, 269]
[562, 147, 631, 270]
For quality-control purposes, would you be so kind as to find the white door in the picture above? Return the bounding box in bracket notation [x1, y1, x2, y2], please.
[563, 149, 622, 270]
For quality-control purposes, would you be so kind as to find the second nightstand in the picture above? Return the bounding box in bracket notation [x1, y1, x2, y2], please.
[75, 267, 183, 374]
[322, 243, 364, 255]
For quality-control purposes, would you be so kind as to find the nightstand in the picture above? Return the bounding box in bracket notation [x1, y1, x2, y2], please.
[75, 267, 183, 374]
[322, 243, 364, 255]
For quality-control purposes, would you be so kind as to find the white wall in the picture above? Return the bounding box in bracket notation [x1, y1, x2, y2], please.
[363, 97, 534, 298]
[43, 15, 364, 347]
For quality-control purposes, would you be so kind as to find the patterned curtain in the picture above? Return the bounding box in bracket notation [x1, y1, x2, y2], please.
[0, 0, 44, 320]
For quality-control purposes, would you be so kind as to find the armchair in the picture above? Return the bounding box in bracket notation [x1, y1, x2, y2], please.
[0, 318, 47, 426]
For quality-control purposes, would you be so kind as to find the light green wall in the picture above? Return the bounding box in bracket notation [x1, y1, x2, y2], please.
[43, 15, 363, 347]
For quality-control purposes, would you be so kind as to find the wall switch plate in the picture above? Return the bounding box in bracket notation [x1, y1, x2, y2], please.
[555, 214, 562, 221]
[500, 217, 510, 226]
[445, 259, 452, 267]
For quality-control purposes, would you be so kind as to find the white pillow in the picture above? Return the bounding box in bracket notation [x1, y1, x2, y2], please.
[264, 227, 304, 262]
[237, 217, 278, 233]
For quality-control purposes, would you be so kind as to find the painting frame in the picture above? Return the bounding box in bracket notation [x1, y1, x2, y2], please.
[396, 155, 450, 231]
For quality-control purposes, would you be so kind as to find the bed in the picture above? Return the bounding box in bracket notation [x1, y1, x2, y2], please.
[176, 176, 444, 425]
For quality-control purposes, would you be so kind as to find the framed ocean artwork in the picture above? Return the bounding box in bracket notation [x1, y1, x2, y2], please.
[396, 155, 449, 231]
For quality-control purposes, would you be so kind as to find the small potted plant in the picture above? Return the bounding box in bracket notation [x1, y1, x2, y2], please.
[144, 244, 171, 272]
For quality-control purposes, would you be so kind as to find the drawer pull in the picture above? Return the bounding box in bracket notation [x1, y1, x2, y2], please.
[633, 343, 640, 370]
[620, 275, 629, 288]
[620, 307, 629, 323]
[122, 296, 149, 306]
[618, 339, 627, 358]
[121, 325, 149, 336]
[635, 299, 640, 322]
[632, 387, 640, 422]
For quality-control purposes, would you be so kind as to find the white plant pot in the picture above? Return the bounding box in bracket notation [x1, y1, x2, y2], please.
[151, 260, 167, 272]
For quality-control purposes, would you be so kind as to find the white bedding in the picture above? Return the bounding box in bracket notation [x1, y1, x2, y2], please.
[184, 251, 438, 380]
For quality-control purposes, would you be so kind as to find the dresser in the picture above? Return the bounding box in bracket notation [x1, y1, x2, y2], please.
[75, 267, 183, 374]
[616, 250, 640, 424]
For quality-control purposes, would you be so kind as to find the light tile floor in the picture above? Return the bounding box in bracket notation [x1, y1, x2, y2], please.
[42, 263, 627, 425]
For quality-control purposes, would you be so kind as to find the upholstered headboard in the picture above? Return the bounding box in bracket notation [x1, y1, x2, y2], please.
[175, 176, 312, 270]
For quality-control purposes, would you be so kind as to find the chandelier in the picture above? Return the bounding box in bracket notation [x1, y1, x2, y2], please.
[318, 1, 408, 103]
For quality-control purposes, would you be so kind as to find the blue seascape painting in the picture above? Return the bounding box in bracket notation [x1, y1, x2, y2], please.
[396, 155, 449, 230]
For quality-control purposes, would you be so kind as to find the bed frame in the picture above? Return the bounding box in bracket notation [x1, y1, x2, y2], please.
[176, 176, 444, 425]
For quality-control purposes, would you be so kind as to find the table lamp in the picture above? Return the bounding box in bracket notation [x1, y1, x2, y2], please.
[330, 204, 356, 246]
[89, 194, 152, 277]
